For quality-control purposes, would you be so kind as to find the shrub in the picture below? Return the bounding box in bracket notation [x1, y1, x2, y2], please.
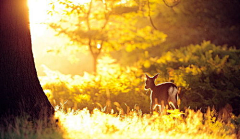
[143, 41, 240, 115]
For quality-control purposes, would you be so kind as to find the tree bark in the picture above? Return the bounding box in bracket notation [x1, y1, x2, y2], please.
[0, 0, 54, 120]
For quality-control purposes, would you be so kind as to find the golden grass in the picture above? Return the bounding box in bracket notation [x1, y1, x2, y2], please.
[55, 107, 238, 139]
[0, 115, 64, 139]
[1, 106, 239, 139]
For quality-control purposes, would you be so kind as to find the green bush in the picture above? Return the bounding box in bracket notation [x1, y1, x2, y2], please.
[143, 41, 240, 115]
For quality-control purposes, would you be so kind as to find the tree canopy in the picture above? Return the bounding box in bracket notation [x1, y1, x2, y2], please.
[47, 0, 167, 73]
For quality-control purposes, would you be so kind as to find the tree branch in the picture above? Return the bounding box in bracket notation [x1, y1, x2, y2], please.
[86, 0, 93, 30]
[147, 0, 158, 30]
[146, 0, 181, 30]
[162, 0, 181, 8]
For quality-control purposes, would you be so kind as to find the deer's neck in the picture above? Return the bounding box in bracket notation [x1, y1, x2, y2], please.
[150, 84, 156, 90]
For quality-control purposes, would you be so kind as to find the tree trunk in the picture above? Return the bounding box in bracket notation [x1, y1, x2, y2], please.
[93, 56, 98, 74]
[0, 0, 54, 120]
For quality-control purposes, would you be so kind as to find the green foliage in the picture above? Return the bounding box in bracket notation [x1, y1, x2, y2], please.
[143, 41, 240, 114]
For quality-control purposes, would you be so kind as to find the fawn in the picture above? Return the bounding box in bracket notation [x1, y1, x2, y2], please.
[145, 74, 179, 113]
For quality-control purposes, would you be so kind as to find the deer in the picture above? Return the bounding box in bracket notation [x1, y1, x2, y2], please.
[145, 74, 179, 114]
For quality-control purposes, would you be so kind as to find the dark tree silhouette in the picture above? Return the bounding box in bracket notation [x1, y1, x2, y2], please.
[0, 0, 54, 120]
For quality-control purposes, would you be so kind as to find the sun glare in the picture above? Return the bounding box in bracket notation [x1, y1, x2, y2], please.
[28, 0, 92, 24]
[28, 0, 52, 38]
[28, 0, 91, 27]
[28, 0, 50, 24]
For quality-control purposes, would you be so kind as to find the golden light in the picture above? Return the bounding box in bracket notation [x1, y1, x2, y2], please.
[117, 0, 129, 5]
[97, 43, 101, 49]
[28, 0, 94, 76]
[28, 0, 49, 24]
[28, 0, 92, 36]
[28, 0, 50, 38]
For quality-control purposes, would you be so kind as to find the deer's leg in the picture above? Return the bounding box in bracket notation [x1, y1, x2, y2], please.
[150, 96, 153, 114]
[153, 98, 162, 113]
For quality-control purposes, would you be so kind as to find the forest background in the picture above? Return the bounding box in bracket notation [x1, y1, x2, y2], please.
[30, 0, 240, 115]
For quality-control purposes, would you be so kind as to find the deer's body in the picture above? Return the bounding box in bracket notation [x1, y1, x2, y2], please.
[145, 74, 178, 113]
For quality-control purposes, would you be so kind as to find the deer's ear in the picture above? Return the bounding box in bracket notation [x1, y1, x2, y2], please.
[153, 74, 159, 79]
[145, 73, 149, 79]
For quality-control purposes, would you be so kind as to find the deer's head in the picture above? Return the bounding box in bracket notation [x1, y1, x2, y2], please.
[145, 74, 158, 90]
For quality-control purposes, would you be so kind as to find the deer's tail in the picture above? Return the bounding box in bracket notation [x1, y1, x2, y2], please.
[168, 86, 178, 109]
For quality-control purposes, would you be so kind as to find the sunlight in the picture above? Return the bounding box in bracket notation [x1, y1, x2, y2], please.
[28, 0, 50, 37]
[117, 0, 128, 4]
[28, 0, 94, 76]
[28, 0, 91, 23]
[97, 56, 119, 75]
[28, 0, 91, 36]
[97, 43, 101, 49]
[28, 0, 49, 24]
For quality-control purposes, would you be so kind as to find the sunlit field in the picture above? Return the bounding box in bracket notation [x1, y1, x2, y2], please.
[2, 0, 236, 138]
[55, 108, 239, 139]
[1, 106, 239, 138]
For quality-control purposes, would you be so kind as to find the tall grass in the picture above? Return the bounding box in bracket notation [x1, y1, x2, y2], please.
[0, 106, 239, 139]
[0, 115, 63, 139]
[55, 107, 239, 139]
